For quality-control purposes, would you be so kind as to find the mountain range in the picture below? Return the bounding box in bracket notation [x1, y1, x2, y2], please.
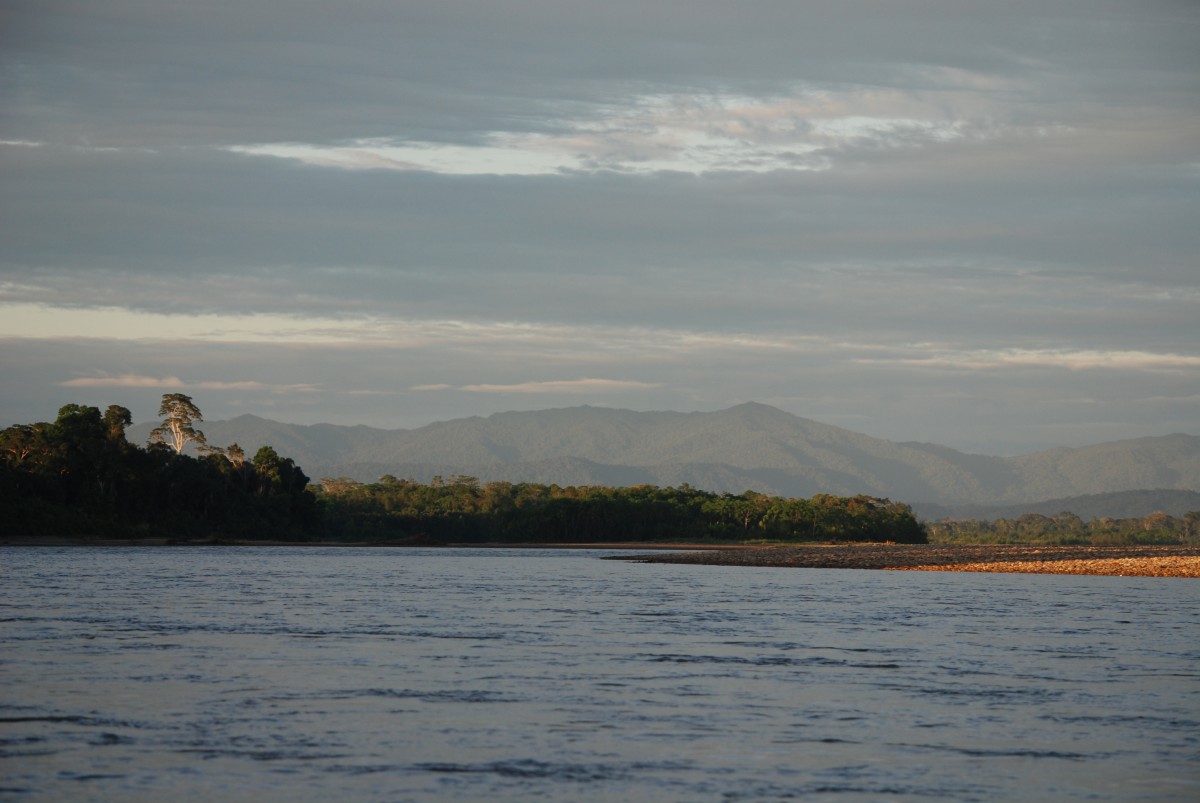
[129, 402, 1199, 518]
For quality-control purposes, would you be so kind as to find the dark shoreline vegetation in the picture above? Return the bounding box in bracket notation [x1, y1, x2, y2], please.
[2, 401, 319, 541]
[315, 475, 928, 544]
[2, 399, 1197, 547]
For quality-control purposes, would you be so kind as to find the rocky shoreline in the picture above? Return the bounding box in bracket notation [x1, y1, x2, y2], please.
[616, 544, 1200, 577]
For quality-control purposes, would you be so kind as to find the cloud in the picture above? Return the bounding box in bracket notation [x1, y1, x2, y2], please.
[226, 91, 1007, 177]
[859, 349, 1200, 372]
[0, 302, 381, 344]
[60, 374, 189, 389]
[229, 140, 575, 176]
[0, 296, 847, 358]
[59, 373, 319, 393]
[450, 379, 663, 394]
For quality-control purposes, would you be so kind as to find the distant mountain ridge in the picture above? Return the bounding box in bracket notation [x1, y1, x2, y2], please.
[128, 403, 1200, 516]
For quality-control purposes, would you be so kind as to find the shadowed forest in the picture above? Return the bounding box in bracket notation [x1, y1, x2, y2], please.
[1, 401, 319, 540]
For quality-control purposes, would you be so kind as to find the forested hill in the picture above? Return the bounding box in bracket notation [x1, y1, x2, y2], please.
[128, 403, 1200, 509]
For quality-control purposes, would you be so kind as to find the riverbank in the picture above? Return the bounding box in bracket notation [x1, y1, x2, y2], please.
[5, 537, 1198, 576]
[615, 543, 1200, 577]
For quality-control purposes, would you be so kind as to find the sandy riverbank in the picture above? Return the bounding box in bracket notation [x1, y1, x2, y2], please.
[616, 544, 1200, 577]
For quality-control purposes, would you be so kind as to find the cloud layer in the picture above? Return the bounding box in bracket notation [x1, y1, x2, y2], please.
[2, 1, 1197, 454]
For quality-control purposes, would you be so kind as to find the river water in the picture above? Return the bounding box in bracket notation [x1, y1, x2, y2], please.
[1, 546, 1197, 801]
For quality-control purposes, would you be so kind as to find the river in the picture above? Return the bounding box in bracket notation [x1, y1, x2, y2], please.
[1, 546, 1197, 801]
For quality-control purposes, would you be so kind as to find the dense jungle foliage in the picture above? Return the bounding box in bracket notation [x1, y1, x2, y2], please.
[0, 401, 319, 539]
[315, 475, 929, 544]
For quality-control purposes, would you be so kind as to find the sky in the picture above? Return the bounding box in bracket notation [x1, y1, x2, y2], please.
[2, 0, 1197, 455]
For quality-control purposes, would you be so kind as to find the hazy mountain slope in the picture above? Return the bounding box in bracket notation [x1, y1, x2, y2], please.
[342, 403, 1016, 503]
[127, 414, 389, 471]
[127, 404, 1199, 509]
[924, 489, 1200, 521]
[1003, 435, 1200, 500]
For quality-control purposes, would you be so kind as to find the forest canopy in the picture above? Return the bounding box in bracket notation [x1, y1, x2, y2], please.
[0, 399, 318, 539]
[314, 474, 929, 544]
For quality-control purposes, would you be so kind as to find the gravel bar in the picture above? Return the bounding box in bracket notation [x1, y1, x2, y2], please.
[615, 544, 1200, 577]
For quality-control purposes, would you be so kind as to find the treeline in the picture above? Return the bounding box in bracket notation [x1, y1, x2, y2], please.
[8, 400, 1195, 549]
[928, 511, 1199, 546]
[315, 474, 929, 544]
[0, 402, 319, 539]
[1, 397, 926, 544]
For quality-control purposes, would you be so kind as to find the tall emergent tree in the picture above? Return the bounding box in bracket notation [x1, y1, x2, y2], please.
[102, 405, 133, 442]
[149, 393, 207, 454]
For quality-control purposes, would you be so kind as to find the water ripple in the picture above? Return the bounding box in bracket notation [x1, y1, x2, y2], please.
[2, 545, 1196, 801]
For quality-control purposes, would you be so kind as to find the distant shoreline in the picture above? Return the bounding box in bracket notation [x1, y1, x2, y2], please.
[615, 543, 1200, 577]
[4, 538, 1198, 576]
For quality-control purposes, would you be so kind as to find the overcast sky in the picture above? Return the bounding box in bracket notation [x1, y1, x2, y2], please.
[2, 1, 1197, 454]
